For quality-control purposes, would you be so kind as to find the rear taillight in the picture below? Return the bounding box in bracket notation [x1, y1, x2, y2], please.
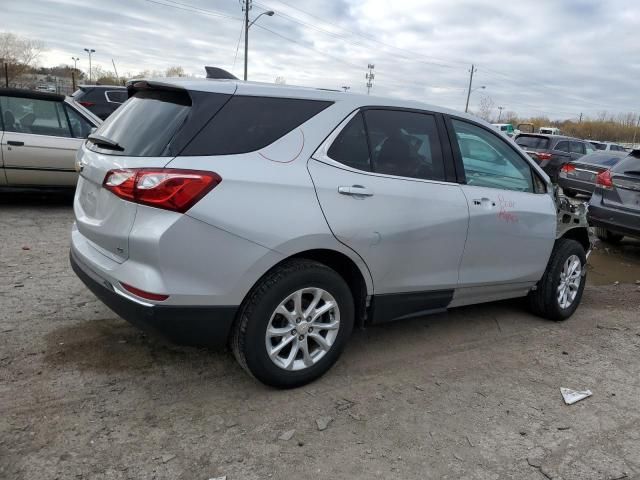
[560, 163, 576, 174]
[103, 169, 221, 213]
[536, 152, 553, 162]
[596, 169, 614, 189]
[121, 283, 169, 301]
[79, 101, 95, 107]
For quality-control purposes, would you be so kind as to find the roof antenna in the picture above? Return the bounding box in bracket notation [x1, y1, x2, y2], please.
[205, 66, 238, 79]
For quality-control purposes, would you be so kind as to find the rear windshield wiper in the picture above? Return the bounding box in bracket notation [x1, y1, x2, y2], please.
[88, 134, 124, 151]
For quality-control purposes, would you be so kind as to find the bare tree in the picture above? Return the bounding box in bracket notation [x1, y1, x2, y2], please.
[0, 32, 45, 85]
[274, 76, 286, 85]
[165, 66, 186, 77]
[477, 96, 495, 122]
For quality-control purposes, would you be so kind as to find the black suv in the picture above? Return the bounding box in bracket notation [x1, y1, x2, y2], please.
[72, 85, 128, 120]
[515, 133, 596, 182]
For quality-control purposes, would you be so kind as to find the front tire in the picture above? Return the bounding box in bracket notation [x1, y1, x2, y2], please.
[528, 239, 587, 321]
[231, 259, 354, 388]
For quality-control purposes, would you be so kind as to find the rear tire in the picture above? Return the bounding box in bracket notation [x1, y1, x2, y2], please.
[563, 188, 577, 198]
[595, 227, 624, 244]
[528, 239, 587, 321]
[231, 259, 354, 388]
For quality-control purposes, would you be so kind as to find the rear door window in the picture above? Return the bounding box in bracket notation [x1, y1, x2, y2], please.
[570, 141, 585, 155]
[555, 141, 570, 153]
[182, 96, 332, 156]
[327, 113, 371, 171]
[363, 109, 445, 181]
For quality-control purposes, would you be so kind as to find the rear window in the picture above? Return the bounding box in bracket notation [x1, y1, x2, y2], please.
[580, 152, 626, 167]
[592, 142, 606, 150]
[88, 89, 191, 156]
[612, 154, 640, 173]
[182, 96, 332, 156]
[515, 135, 550, 150]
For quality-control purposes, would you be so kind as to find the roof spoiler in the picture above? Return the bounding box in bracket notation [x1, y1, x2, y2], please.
[205, 66, 238, 80]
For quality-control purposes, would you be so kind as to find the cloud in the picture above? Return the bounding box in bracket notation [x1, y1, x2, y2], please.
[4, 0, 639, 119]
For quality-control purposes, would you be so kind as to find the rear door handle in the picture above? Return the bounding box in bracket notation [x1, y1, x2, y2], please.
[338, 185, 374, 197]
[7, 141, 24, 146]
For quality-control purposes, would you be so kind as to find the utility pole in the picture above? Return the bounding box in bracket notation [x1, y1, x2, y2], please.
[341, 86, 350, 92]
[243, 0, 250, 81]
[2, 59, 8, 88]
[366, 64, 375, 95]
[498, 106, 504, 122]
[111, 59, 120, 85]
[465, 64, 477, 113]
[579, 112, 583, 123]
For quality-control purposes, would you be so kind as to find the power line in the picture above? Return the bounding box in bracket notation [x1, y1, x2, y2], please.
[140, 0, 241, 21]
[232, 22, 244, 71]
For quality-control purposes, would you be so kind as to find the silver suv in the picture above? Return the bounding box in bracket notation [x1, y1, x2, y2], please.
[70, 77, 590, 387]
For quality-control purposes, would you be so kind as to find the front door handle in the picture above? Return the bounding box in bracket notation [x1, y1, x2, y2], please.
[7, 141, 24, 146]
[338, 185, 374, 197]
[472, 197, 496, 207]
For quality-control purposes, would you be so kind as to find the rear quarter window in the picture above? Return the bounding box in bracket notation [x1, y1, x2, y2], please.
[182, 96, 332, 156]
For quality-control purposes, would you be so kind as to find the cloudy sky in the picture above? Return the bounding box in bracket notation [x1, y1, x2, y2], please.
[5, 0, 640, 119]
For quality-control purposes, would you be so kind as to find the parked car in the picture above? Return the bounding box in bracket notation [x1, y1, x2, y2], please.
[0, 88, 101, 189]
[558, 151, 628, 197]
[588, 151, 640, 243]
[492, 123, 515, 137]
[589, 141, 627, 152]
[72, 85, 128, 120]
[70, 76, 590, 387]
[515, 133, 596, 182]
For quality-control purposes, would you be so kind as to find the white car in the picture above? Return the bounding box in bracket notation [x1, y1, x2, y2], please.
[70, 74, 590, 387]
[0, 89, 101, 188]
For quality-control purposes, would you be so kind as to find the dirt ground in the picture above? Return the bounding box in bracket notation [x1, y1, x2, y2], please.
[1, 192, 640, 480]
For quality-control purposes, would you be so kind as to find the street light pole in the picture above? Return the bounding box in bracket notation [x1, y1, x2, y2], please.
[84, 48, 95, 83]
[243, 1, 274, 81]
[498, 106, 504, 122]
[71, 56, 80, 91]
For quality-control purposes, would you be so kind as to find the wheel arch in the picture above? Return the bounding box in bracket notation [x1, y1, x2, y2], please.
[558, 226, 591, 253]
[240, 247, 372, 329]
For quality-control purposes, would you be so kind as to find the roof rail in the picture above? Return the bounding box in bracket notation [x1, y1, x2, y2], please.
[204, 66, 238, 80]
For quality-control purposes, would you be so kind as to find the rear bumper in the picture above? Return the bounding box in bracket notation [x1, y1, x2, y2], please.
[588, 204, 640, 239]
[70, 249, 237, 348]
[558, 176, 595, 195]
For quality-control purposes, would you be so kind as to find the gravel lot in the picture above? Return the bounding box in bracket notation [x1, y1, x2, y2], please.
[1, 192, 640, 480]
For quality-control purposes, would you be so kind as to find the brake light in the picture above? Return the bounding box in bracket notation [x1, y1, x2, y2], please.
[596, 169, 614, 189]
[536, 152, 553, 161]
[103, 169, 221, 213]
[560, 163, 576, 174]
[121, 283, 169, 301]
[79, 101, 95, 107]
